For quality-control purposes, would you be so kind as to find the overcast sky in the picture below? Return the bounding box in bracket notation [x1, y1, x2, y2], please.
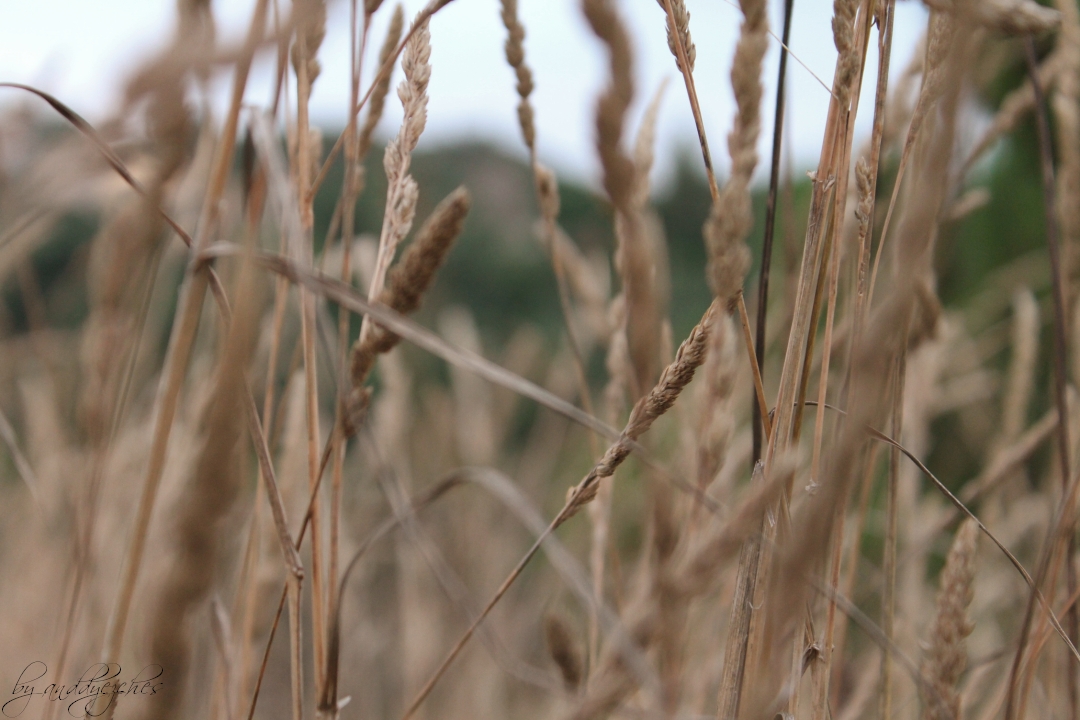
[0, 0, 929, 190]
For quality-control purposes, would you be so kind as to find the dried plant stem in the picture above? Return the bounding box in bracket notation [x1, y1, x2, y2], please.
[716, 463, 765, 720]
[810, 471, 850, 720]
[294, 20, 328, 697]
[234, 174, 280, 720]
[323, 5, 369, 716]
[817, 7, 894, 708]
[735, 292, 772, 441]
[791, 195, 834, 444]
[807, 0, 874, 460]
[734, 0, 870, 707]
[310, 0, 455, 199]
[881, 339, 908, 720]
[235, 278, 287, 706]
[829, 441, 880, 709]
[497, 0, 601, 458]
[659, 0, 718, 200]
[866, 8, 957, 309]
[99, 0, 270, 673]
[499, 0, 612, 672]
[849, 0, 896, 385]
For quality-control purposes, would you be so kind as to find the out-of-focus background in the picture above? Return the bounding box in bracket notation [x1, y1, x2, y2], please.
[0, 0, 930, 184]
[0, 0, 1070, 718]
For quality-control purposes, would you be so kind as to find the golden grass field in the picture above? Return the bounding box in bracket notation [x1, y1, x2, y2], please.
[1, 0, 1080, 719]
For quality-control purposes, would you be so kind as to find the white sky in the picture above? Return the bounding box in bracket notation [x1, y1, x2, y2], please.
[0, 0, 929, 190]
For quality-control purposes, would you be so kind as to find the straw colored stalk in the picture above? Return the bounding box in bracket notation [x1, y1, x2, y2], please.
[357, 7, 403, 159]
[496, 2, 611, 667]
[702, 0, 765, 312]
[878, 15, 964, 717]
[348, 186, 471, 413]
[137, 255, 262, 720]
[739, 286, 915, 720]
[746, 19, 963, 715]
[583, 0, 661, 401]
[323, 3, 394, 718]
[806, 0, 873, 463]
[233, 271, 288, 720]
[359, 15, 430, 354]
[499, 0, 536, 156]
[804, 5, 885, 708]
[222, 140, 278, 720]
[656, 0, 718, 200]
[580, 2, 661, 679]
[99, 0, 269, 684]
[807, 4, 902, 705]
[825, 2, 893, 701]
[56, 69, 194, 700]
[867, 7, 957, 306]
[291, 0, 329, 697]
[921, 520, 979, 720]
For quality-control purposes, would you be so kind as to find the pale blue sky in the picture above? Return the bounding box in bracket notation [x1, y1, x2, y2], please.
[0, 0, 929, 189]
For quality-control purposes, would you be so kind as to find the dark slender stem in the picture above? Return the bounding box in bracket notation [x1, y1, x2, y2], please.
[752, 0, 795, 463]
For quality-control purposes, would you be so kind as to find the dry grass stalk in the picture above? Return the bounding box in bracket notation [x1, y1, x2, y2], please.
[584, 0, 662, 401]
[702, 0, 764, 310]
[881, 338, 909, 720]
[6, 0, 1080, 718]
[657, 0, 718, 200]
[921, 519, 979, 720]
[358, 5, 404, 160]
[849, 0, 896, 371]
[99, 0, 271, 678]
[323, 2, 385, 715]
[562, 300, 718, 517]
[138, 254, 263, 720]
[728, 0, 869, 713]
[658, 0, 694, 73]
[867, 6, 957, 306]
[500, 0, 536, 155]
[362, 14, 430, 351]
[347, 186, 471, 409]
[291, 0, 329, 699]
